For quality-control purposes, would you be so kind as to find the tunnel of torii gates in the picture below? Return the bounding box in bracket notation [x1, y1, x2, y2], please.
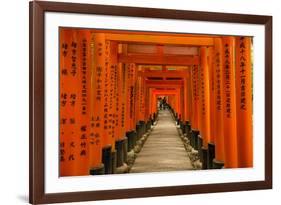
[59, 28, 253, 176]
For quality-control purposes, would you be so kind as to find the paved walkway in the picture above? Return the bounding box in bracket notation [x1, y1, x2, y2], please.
[130, 109, 193, 173]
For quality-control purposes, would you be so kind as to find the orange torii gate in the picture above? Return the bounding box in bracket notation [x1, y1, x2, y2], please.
[58, 28, 253, 176]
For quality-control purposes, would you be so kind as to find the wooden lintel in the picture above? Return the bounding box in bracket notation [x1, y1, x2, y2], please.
[146, 84, 182, 89]
[106, 33, 214, 46]
[145, 80, 183, 85]
[138, 70, 189, 78]
[118, 54, 199, 65]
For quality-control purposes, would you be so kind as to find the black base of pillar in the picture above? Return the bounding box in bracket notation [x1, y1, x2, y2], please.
[207, 143, 216, 169]
[111, 150, 117, 174]
[153, 113, 156, 123]
[102, 145, 112, 174]
[198, 135, 203, 159]
[191, 130, 200, 149]
[89, 163, 105, 175]
[188, 130, 192, 142]
[180, 121, 185, 133]
[146, 120, 152, 131]
[139, 120, 146, 136]
[126, 131, 137, 152]
[136, 122, 141, 140]
[132, 130, 137, 147]
[202, 148, 208, 170]
[184, 121, 190, 138]
[187, 124, 191, 140]
[123, 137, 128, 163]
[115, 138, 125, 167]
[213, 159, 224, 169]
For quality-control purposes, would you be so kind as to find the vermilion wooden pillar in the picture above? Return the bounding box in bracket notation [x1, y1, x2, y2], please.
[235, 37, 253, 167]
[60, 29, 79, 176]
[199, 47, 211, 169]
[139, 77, 145, 121]
[175, 88, 180, 116]
[108, 41, 118, 150]
[199, 47, 211, 149]
[187, 69, 192, 123]
[76, 29, 92, 175]
[103, 40, 111, 148]
[115, 62, 124, 140]
[144, 80, 150, 122]
[207, 46, 217, 168]
[125, 63, 131, 133]
[151, 90, 157, 115]
[148, 88, 153, 118]
[118, 63, 128, 137]
[191, 65, 199, 131]
[208, 47, 215, 144]
[129, 63, 137, 130]
[221, 37, 238, 168]
[90, 32, 106, 173]
[135, 73, 145, 123]
[60, 29, 98, 176]
[213, 38, 225, 168]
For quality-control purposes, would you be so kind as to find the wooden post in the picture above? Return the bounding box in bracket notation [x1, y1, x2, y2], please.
[191, 65, 200, 130]
[199, 47, 211, 148]
[221, 37, 238, 168]
[208, 47, 215, 144]
[108, 41, 118, 150]
[129, 63, 137, 131]
[59, 29, 80, 176]
[60, 29, 100, 176]
[76, 29, 92, 175]
[235, 37, 253, 167]
[102, 40, 111, 147]
[187, 69, 192, 123]
[89, 32, 106, 174]
[125, 63, 131, 133]
[139, 77, 145, 121]
[213, 38, 225, 168]
[199, 47, 211, 169]
[207, 46, 216, 168]
[115, 62, 123, 140]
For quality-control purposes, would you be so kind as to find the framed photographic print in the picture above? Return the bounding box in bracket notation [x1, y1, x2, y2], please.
[29, 0, 272, 204]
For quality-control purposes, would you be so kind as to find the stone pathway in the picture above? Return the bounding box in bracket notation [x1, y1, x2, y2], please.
[130, 109, 193, 173]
